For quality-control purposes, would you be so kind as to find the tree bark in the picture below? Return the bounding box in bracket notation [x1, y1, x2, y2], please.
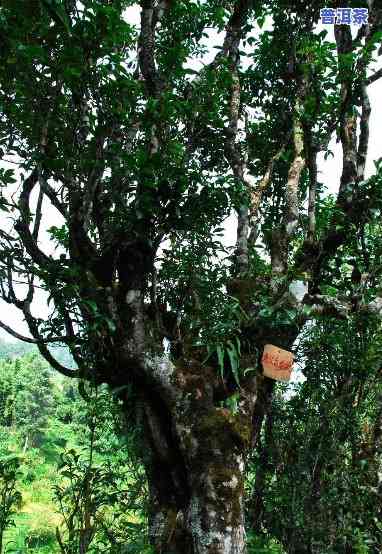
[180, 407, 247, 553]
[137, 383, 250, 554]
[184, 443, 247, 554]
[146, 418, 248, 554]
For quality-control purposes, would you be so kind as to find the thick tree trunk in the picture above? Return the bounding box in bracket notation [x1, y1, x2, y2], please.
[139, 396, 249, 554]
[146, 436, 247, 554]
[125, 325, 297, 553]
[148, 503, 193, 554]
[185, 449, 247, 554]
[137, 399, 191, 552]
[177, 404, 248, 554]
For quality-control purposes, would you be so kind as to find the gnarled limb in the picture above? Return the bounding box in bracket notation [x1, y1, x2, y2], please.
[248, 143, 287, 245]
[284, 114, 305, 238]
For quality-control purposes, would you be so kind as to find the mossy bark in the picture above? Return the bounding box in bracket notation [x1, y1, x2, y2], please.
[146, 426, 248, 553]
[184, 452, 247, 554]
[178, 406, 248, 553]
[141, 397, 249, 553]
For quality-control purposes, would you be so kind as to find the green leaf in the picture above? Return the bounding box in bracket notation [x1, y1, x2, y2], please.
[40, 0, 71, 34]
[216, 344, 225, 378]
[226, 341, 241, 387]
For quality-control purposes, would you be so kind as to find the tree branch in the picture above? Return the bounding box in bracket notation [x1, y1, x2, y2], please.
[0, 320, 40, 343]
[139, 0, 165, 97]
[225, 67, 252, 274]
[221, 2, 254, 274]
[248, 142, 287, 245]
[14, 169, 53, 268]
[22, 302, 79, 378]
[303, 293, 382, 319]
[307, 145, 318, 241]
[32, 187, 44, 241]
[357, 83, 371, 181]
[284, 114, 305, 238]
[335, 25, 358, 204]
[0, 319, 73, 345]
[38, 170, 67, 218]
[366, 67, 382, 85]
[184, 0, 252, 102]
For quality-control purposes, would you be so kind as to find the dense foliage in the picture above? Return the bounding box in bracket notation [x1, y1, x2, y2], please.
[0, 340, 152, 553]
[247, 316, 382, 553]
[0, 1, 381, 553]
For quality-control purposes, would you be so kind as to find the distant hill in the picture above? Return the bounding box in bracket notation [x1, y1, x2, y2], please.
[0, 338, 35, 359]
[0, 338, 76, 369]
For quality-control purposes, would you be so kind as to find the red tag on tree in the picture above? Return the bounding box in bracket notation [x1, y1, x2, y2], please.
[261, 344, 294, 381]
